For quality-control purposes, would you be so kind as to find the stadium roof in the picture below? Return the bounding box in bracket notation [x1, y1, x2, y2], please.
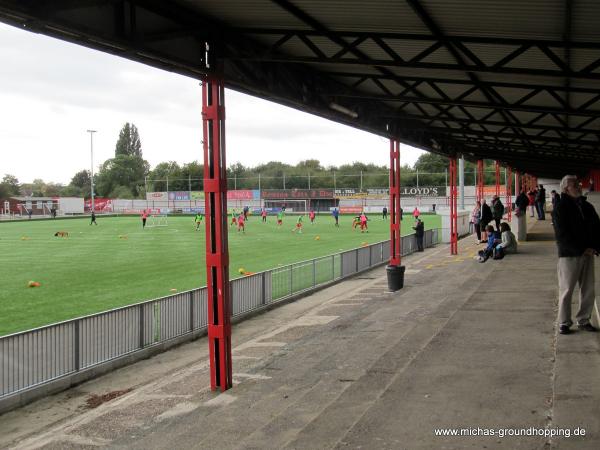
[1, 0, 599, 178]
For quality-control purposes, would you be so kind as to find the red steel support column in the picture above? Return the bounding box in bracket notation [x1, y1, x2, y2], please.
[449, 156, 458, 255]
[389, 139, 401, 266]
[202, 77, 232, 392]
[505, 166, 513, 222]
[476, 160, 484, 202]
[495, 161, 501, 197]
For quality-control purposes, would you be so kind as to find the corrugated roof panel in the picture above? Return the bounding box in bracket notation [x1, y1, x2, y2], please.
[569, 92, 600, 110]
[489, 87, 538, 105]
[388, 67, 471, 81]
[180, 0, 308, 28]
[570, 48, 600, 72]
[419, 46, 457, 65]
[571, 0, 600, 42]
[410, 83, 445, 100]
[503, 46, 560, 71]
[383, 40, 439, 62]
[422, 0, 564, 40]
[477, 73, 562, 87]
[460, 43, 531, 68]
[274, 0, 429, 34]
[434, 83, 478, 100]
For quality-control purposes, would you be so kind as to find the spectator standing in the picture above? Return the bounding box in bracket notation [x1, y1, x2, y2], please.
[535, 184, 546, 220]
[553, 175, 600, 334]
[491, 195, 504, 231]
[527, 189, 537, 217]
[480, 199, 493, 243]
[413, 218, 425, 252]
[471, 201, 482, 242]
[515, 190, 529, 217]
[550, 189, 560, 225]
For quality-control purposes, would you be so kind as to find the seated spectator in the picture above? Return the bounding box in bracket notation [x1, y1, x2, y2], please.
[493, 222, 517, 259]
[478, 225, 500, 262]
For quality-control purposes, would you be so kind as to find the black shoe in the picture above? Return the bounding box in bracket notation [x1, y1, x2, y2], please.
[559, 325, 572, 335]
[578, 323, 598, 332]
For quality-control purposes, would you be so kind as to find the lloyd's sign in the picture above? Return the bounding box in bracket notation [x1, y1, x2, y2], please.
[400, 186, 446, 197]
[334, 186, 446, 198]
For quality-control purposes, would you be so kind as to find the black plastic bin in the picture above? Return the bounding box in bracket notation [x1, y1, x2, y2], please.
[386, 265, 405, 291]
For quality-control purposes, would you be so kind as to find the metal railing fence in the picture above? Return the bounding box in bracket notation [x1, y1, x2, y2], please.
[0, 229, 437, 405]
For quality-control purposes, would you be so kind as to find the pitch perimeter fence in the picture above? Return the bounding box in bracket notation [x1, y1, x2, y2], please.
[0, 229, 438, 413]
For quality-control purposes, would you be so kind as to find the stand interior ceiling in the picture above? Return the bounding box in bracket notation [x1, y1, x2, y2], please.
[2, 0, 599, 177]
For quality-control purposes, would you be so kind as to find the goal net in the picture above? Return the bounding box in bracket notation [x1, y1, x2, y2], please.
[146, 214, 168, 227]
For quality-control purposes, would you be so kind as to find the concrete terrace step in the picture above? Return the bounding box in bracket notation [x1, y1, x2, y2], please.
[2, 218, 599, 449]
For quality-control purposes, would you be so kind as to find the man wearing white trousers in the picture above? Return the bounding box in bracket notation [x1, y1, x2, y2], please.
[553, 175, 600, 335]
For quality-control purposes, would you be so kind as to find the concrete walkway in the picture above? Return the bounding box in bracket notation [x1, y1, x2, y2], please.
[1, 219, 599, 449]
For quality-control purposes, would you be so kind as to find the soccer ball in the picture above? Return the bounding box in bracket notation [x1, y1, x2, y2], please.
[314, 236, 320, 240]
[28, 281, 40, 288]
[238, 267, 246, 274]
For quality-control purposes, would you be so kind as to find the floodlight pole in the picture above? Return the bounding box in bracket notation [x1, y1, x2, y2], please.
[87, 130, 96, 212]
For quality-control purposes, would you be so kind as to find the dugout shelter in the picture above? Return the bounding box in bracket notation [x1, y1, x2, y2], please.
[1, 0, 599, 392]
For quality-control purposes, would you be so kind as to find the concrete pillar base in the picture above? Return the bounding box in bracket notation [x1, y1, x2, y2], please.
[514, 213, 527, 241]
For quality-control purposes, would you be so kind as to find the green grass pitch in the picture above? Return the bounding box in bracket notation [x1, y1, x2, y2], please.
[0, 213, 440, 336]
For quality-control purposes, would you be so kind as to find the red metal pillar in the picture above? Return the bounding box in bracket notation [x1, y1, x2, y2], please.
[449, 156, 458, 255]
[505, 166, 512, 221]
[495, 161, 501, 197]
[476, 160, 484, 202]
[202, 77, 232, 392]
[389, 139, 401, 266]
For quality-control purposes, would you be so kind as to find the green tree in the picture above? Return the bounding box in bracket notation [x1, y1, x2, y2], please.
[96, 155, 149, 198]
[70, 170, 90, 188]
[0, 183, 9, 199]
[115, 123, 142, 158]
[69, 170, 91, 198]
[181, 161, 204, 191]
[149, 161, 183, 192]
[1, 174, 20, 196]
[60, 185, 83, 197]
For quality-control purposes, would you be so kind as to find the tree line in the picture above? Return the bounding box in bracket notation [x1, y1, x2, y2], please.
[1, 123, 508, 200]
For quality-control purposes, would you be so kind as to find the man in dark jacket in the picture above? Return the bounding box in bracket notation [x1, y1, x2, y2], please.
[553, 175, 600, 334]
[515, 190, 529, 216]
[535, 184, 546, 220]
[479, 199, 493, 243]
[491, 195, 504, 231]
[413, 218, 425, 251]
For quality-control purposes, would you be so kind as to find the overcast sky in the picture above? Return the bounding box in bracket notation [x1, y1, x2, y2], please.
[0, 23, 426, 186]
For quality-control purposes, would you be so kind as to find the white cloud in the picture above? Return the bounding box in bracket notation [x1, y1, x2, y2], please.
[0, 23, 426, 185]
